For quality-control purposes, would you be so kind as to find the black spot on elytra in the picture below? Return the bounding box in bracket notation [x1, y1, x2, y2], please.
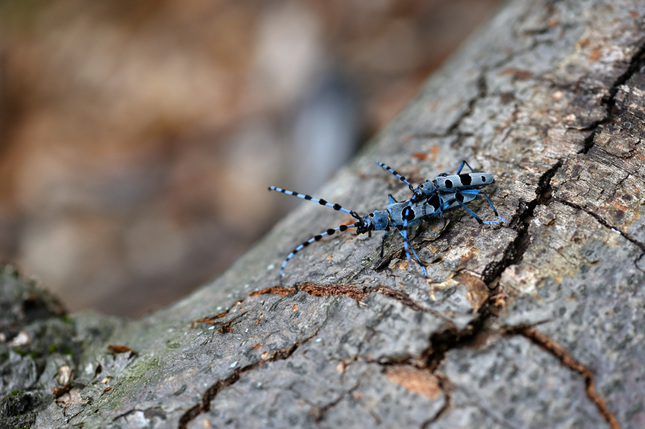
[460, 174, 472, 186]
[403, 207, 415, 221]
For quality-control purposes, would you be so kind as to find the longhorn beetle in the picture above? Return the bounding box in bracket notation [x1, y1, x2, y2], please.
[268, 160, 504, 283]
[377, 160, 506, 224]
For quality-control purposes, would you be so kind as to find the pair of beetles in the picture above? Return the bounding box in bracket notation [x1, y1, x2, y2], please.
[269, 160, 506, 282]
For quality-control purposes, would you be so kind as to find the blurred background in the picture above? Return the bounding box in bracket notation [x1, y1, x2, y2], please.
[0, 0, 502, 317]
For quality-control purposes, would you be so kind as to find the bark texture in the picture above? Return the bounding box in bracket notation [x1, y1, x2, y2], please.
[2, 0, 645, 428]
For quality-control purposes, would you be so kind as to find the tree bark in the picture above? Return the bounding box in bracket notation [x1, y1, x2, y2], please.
[2, 0, 645, 428]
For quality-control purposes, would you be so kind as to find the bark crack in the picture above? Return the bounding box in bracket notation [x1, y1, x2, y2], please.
[555, 197, 645, 252]
[481, 160, 562, 286]
[503, 325, 620, 429]
[194, 282, 456, 329]
[177, 329, 321, 429]
[579, 41, 645, 154]
[420, 374, 452, 429]
[406, 158, 565, 423]
[310, 381, 361, 423]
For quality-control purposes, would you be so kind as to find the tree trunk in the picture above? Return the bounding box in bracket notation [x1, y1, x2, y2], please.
[2, 0, 644, 428]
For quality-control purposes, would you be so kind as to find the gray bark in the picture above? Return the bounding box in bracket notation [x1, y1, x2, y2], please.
[2, 0, 645, 428]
